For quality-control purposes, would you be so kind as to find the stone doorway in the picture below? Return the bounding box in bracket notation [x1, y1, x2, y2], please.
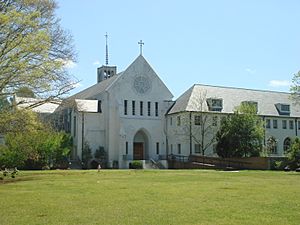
[133, 129, 149, 160]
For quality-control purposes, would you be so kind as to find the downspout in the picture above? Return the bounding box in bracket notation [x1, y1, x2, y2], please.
[189, 112, 192, 155]
[295, 118, 298, 136]
[81, 112, 85, 159]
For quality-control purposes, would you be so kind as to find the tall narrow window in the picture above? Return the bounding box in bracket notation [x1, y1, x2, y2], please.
[155, 102, 158, 117]
[177, 144, 181, 154]
[73, 116, 76, 136]
[170, 117, 173, 126]
[177, 116, 181, 126]
[156, 142, 159, 155]
[266, 119, 271, 129]
[195, 115, 200, 125]
[273, 119, 278, 129]
[125, 142, 128, 155]
[132, 101, 135, 115]
[140, 101, 143, 116]
[289, 120, 294, 130]
[298, 121, 300, 130]
[170, 144, 173, 154]
[124, 100, 128, 115]
[147, 101, 151, 116]
[282, 120, 287, 129]
[97, 100, 102, 113]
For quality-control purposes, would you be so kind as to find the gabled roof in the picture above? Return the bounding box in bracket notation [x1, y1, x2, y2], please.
[168, 84, 300, 117]
[69, 72, 121, 100]
[16, 97, 61, 114]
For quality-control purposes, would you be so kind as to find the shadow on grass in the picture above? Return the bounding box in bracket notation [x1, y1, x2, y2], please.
[0, 176, 40, 185]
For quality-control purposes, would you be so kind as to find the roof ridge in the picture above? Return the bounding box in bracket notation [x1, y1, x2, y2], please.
[194, 83, 291, 95]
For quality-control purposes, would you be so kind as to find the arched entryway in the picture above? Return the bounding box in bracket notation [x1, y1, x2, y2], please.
[133, 130, 149, 160]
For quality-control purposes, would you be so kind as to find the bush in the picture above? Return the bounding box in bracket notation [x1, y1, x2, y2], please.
[94, 146, 108, 168]
[129, 160, 143, 169]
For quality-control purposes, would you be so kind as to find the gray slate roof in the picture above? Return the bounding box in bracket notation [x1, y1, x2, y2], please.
[69, 73, 121, 100]
[168, 84, 300, 117]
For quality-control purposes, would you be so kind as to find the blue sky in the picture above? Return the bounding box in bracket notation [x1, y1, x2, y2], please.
[56, 0, 300, 98]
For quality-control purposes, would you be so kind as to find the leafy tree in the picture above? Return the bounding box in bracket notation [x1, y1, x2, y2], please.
[0, 0, 78, 108]
[216, 104, 264, 158]
[285, 137, 300, 170]
[81, 141, 92, 169]
[16, 86, 35, 98]
[0, 109, 72, 169]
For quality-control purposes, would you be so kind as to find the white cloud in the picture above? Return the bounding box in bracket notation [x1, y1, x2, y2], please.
[268, 80, 291, 87]
[93, 60, 101, 66]
[245, 68, 256, 74]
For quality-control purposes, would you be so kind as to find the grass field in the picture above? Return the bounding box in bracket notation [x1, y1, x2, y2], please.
[0, 169, 300, 225]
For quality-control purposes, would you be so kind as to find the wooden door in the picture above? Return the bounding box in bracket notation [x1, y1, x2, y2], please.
[133, 143, 144, 160]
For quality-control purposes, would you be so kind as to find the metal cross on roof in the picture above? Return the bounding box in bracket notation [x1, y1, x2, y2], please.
[138, 40, 144, 55]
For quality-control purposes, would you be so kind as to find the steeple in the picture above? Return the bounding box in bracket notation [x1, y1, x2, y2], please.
[97, 32, 117, 83]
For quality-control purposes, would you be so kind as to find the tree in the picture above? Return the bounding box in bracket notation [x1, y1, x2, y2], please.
[189, 91, 217, 155]
[172, 91, 217, 155]
[285, 137, 300, 170]
[0, 110, 72, 169]
[291, 71, 300, 102]
[0, 0, 78, 108]
[216, 104, 264, 158]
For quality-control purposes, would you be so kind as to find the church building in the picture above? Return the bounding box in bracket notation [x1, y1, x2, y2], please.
[55, 49, 300, 169]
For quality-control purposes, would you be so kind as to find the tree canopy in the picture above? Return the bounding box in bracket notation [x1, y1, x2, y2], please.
[0, 0, 77, 108]
[216, 104, 264, 158]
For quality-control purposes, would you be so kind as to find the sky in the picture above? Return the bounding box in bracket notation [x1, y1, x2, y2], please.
[56, 0, 300, 99]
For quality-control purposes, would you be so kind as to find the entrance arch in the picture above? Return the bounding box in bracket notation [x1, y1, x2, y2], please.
[133, 129, 149, 160]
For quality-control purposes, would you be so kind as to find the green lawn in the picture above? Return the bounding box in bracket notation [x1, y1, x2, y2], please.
[0, 170, 300, 225]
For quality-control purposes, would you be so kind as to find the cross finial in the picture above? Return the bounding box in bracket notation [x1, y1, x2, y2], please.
[138, 40, 144, 55]
[105, 32, 109, 65]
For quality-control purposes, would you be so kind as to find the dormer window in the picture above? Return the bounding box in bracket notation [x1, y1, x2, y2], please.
[242, 101, 258, 113]
[207, 98, 223, 112]
[275, 103, 290, 115]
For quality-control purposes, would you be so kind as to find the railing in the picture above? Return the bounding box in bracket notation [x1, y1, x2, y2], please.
[168, 154, 190, 163]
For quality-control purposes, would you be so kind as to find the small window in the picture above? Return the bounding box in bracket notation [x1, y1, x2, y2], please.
[275, 103, 290, 115]
[97, 100, 102, 113]
[283, 137, 291, 153]
[195, 115, 201, 125]
[177, 116, 181, 126]
[170, 117, 173, 126]
[155, 102, 158, 117]
[170, 144, 173, 154]
[177, 144, 181, 154]
[125, 142, 128, 155]
[298, 121, 300, 130]
[212, 116, 218, 126]
[289, 120, 294, 130]
[282, 120, 287, 129]
[147, 101, 151, 116]
[207, 98, 223, 112]
[273, 119, 278, 129]
[140, 101, 143, 116]
[132, 101, 135, 115]
[156, 142, 159, 155]
[195, 144, 201, 154]
[266, 119, 271, 129]
[124, 100, 128, 115]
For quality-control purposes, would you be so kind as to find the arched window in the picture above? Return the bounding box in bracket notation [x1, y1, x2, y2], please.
[283, 137, 291, 153]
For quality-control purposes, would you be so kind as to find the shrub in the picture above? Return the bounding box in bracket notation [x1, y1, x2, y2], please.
[82, 141, 92, 169]
[94, 146, 108, 168]
[129, 160, 143, 169]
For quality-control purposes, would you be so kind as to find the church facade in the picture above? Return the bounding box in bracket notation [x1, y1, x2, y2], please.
[56, 55, 300, 168]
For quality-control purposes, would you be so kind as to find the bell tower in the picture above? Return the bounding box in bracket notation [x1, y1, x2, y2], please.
[97, 33, 117, 83]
